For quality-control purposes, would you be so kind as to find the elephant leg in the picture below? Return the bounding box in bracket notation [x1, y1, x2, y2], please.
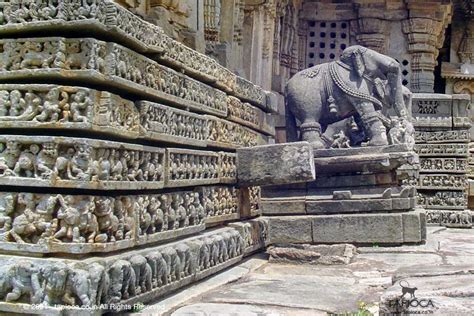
[354, 101, 388, 146]
[300, 121, 325, 149]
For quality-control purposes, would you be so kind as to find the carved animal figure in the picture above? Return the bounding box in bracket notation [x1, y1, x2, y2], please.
[129, 255, 152, 294]
[108, 260, 137, 303]
[145, 251, 169, 287]
[286, 45, 412, 148]
[161, 247, 182, 282]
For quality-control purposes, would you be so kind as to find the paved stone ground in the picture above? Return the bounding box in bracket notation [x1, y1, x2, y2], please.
[137, 227, 474, 315]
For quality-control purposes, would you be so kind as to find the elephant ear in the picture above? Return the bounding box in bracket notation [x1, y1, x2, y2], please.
[352, 51, 365, 78]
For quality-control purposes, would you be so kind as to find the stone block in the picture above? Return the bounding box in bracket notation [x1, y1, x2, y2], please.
[402, 211, 426, 242]
[417, 191, 467, 210]
[166, 148, 221, 187]
[312, 213, 405, 244]
[239, 186, 261, 218]
[228, 218, 270, 255]
[260, 198, 306, 215]
[414, 144, 469, 157]
[306, 198, 393, 214]
[419, 158, 468, 174]
[267, 216, 313, 244]
[417, 174, 467, 190]
[237, 142, 315, 187]
[195, 186, 241, 225]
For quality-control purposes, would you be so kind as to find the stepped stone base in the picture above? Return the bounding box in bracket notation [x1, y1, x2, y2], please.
[267, 211, 426, 245]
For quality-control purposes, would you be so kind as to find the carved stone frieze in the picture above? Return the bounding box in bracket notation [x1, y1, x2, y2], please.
[229, 218, 269, 255]
[0, 0, 271, 107]
[138, 100, 209, 147]
[234, 76, 267, 108]
[206, 115, 268, 149]
[0, 227, 252, 311]
[0, 191, 205, 254]
[414, 144, 469, 157]
[418, 174, 468, 190]
[419, 157, 468, 173]
[166, 148, 220, 187]
[425, 209, 472, 228]
[218, 152, 237, 183]
[0, 37, 228, 117]
[198, 186, 240, 224]
[0, 84, 140, 137]
[417, 191, 467, 210]
[227, 96, 275, 136]
[415, 130, 470, 144]
[0, 135, 165, 190]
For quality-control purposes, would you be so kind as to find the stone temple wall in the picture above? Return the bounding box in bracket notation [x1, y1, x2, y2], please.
[412, 93, 473, 228]
[0, 0, 274, 314]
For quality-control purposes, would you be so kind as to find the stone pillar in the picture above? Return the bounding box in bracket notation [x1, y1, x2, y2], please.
[353, 0, 388, 54]
[402, 0, 452, 93]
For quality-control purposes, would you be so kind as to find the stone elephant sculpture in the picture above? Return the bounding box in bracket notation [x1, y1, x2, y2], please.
[286, 45, 412, 149]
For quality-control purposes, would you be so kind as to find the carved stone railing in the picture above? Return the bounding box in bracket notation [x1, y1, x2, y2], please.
[0, 223, 269, 313]
[0, 0, 269, 108]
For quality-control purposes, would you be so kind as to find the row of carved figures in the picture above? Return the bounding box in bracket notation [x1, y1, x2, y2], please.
[0, 139, 238, 184]
[0, 87, 264, 147]
[0, 38, 229, 114]
[426, 210, 472, 226]
[0, 0, 266, 102]
[0, 140, 164, 182]
[0, 188, 247, 245]
[0, 229, 248, 306]
[417, 191, 467, 207]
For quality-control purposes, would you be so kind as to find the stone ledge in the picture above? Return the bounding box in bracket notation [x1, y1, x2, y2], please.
[0, 0, 268, 108]
[265, 211, 426, 245]
[0, 184, 249, 255]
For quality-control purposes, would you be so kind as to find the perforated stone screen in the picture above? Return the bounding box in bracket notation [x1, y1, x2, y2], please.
[305, 20, 350, 68]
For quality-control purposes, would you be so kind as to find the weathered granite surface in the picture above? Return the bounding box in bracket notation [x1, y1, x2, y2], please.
[237, 142, 315, 187]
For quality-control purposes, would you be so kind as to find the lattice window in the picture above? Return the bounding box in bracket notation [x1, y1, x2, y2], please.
[394, 56, 411, 87]
[204, 0, 221, 43]
[305, 20, 350, 68]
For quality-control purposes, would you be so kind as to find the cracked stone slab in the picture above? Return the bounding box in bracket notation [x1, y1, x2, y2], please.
[237, 142, 315, 187]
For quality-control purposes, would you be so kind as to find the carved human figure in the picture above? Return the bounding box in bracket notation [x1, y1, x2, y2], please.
[4, 262, 42, 304]
[0, 141, 21, 176]
[286, 45, 412, 148]
[70, 90, 91, 122]
[34, 88, 61, 122]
